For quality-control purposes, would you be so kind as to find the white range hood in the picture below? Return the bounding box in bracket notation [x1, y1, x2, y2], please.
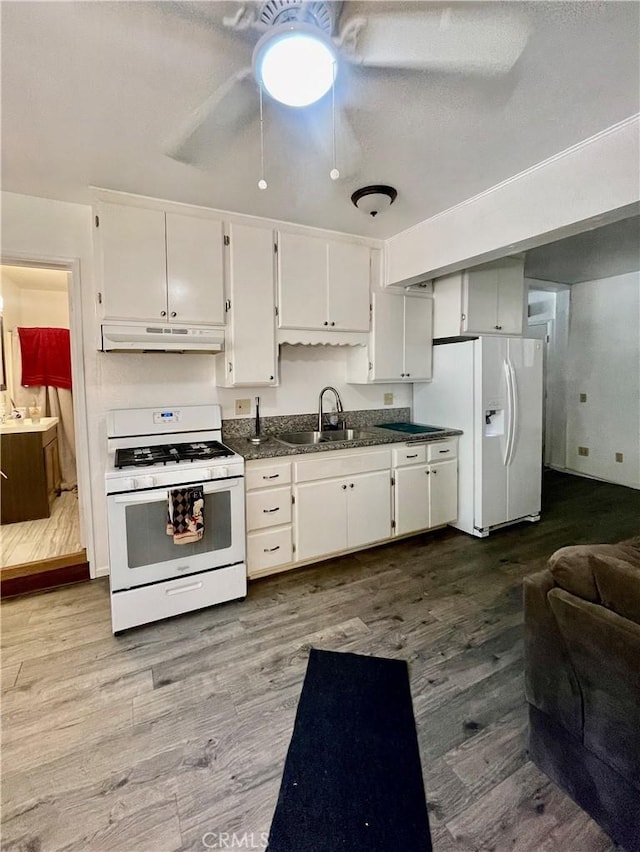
[101, 322, 224, 353]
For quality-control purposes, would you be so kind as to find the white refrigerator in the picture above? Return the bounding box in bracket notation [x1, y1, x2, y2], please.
[413, 336, 543, 537]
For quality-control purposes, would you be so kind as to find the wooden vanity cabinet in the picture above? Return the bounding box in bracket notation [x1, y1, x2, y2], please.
[1, 425, 62, 524]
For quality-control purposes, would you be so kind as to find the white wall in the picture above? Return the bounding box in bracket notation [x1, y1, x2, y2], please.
[18, 288, 69, 328]
[0, 191, 410, 575]
[527, 282, 570, 470]
[565, 271, 640, 488]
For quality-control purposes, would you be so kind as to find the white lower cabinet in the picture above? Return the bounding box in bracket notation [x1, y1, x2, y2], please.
[245, 439, 457, 579]
[294, 468, 391, 561]
[245, 458, 292, 578]
[394, 456, 458, 536]
[294, 478, 349, 561]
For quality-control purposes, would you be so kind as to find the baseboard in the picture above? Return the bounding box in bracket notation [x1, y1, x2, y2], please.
[94, 564, 110, 578]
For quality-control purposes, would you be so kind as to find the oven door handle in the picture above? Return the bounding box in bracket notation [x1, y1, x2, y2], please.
[111, 477, 240, 504]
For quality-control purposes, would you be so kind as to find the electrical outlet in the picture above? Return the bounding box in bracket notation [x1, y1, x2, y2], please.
[579, 393, 587, 403]
[615, 452, 624, 463]
[578, 446, 589, 457]
[235, 398, 251, 416]
[384, 392, 394, 406]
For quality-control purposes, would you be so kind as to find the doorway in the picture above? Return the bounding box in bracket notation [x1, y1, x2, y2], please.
[0, 264, 88, 594]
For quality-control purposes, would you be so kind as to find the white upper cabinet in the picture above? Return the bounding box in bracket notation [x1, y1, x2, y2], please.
[277, 231, 370, 332]
[99, 203, 167, 322]
[326, 241, 371, 331]
[216, 222, 277, 387]
[348, 290, 433, 383]
[165, 213, 224, 325]
[97, 201, 224, 326]
[433, 256, 525, 338]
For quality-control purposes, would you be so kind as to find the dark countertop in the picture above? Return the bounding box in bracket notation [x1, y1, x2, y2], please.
[224, 424, 463, 462]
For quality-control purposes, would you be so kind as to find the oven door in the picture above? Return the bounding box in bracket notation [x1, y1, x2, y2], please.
[107, 477, 245, 591]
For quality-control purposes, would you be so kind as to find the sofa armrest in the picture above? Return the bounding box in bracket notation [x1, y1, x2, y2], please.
[549, 540, 640, 626]
[523, 569, 582, 736]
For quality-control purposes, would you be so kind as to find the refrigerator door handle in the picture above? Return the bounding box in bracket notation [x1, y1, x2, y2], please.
[503, 360, 514, 466]
[506, 361, 519, 467]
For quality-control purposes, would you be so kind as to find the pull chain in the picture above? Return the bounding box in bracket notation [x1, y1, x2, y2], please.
[330, 61, 339, 181]
[258, 84, 267, 190]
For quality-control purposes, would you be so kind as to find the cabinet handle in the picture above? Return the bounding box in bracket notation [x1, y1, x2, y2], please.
[160, 310, 167, 317]
[341, 484, 347, 490]
[407, 454, 418, 459]
[263, 474, 280, 480]
[323, 321, 329, 326]
[432, 469, 438, 475]
[350, 483, 355, 488]
[425, 470, 430, 475]
[495, 325, 502, 330]
[263, 507, 280, 513]
[438, 449, 450, 454]
[330, 321, 335, 327]
[406, 373, 411, 377]
[400, 373, 405, 377]
[171, 311, 177, 318]
[269, 375, 274, 381]
[263, 545, 280, 553]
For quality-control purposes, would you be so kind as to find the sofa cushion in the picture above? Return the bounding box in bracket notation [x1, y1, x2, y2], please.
[549, 538, 640, 625]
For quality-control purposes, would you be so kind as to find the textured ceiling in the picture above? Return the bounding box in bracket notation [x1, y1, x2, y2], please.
[525, 216, 640, 285]
[1, 1, 639, 238]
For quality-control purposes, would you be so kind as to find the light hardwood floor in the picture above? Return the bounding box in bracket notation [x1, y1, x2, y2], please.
[1, 471, 638, 852]
[0, 490, 82, 568]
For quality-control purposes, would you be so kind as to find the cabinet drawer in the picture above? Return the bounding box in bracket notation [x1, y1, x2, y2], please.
[246, 460, 292, 491]
[294, 448, 391, 483]
[246, 486, 292, 531]
[247, 527, 293, 574]
[427, 439, 457, 461]
[393, 445, 427, 466]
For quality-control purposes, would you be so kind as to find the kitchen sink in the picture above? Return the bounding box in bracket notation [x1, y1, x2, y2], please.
[274, 429, 376, 447]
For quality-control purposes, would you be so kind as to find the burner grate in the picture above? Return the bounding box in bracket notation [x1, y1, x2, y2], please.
[114, 440, 234, 469]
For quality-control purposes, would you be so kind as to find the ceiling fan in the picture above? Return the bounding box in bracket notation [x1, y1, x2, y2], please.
[165, 0, 530, 175]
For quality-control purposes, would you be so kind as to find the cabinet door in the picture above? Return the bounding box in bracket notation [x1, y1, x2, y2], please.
[496, 259, 525, 334]
[463, 266, 498, 333]
[403, 295, 433, 380]
[226, 223, 277, 386]
[347, 470, 391, 548]
[394, 465, 430, 535]
[99, 203, 167, 321]
[327, 241, 370, 331]
[429, 459, 458, 528]
[166, 213, 224, 325]
[371, 291, 404, 380]
[277, 232, 327, 329]
[293, 479, 348, 561]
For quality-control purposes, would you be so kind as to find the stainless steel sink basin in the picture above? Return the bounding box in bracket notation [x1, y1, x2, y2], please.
[274, 429, 376, 447]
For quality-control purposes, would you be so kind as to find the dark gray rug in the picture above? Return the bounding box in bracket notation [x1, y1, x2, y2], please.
[267, 648, 432, 851]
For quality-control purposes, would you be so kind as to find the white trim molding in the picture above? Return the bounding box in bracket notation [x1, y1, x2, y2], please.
[386, 114, 640, 284]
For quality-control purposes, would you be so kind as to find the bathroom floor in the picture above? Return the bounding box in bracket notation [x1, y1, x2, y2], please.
[0, 490, 82, 567]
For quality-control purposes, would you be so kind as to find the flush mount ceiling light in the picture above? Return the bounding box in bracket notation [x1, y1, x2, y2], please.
[253, 24, 338, 107]
[351, 185, 398, 217]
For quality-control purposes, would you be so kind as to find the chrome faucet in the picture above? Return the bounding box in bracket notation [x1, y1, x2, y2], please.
[318, 386, 344, 432]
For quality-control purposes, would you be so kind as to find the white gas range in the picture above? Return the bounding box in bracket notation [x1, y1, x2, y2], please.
[105, 404, 246, 633]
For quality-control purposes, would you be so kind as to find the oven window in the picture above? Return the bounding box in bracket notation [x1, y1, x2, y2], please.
[125, 491, 232, 569]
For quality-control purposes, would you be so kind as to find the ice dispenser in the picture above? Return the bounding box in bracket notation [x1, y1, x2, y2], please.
[484, 409, 504, 437]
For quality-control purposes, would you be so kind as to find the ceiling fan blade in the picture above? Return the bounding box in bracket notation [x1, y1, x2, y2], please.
[339, 8, 530, 75]
[164, 67, 256, 164]
[304, 103, 362, 179]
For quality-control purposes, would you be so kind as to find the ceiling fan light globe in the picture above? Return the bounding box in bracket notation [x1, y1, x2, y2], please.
[254, 26, 337, 108]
